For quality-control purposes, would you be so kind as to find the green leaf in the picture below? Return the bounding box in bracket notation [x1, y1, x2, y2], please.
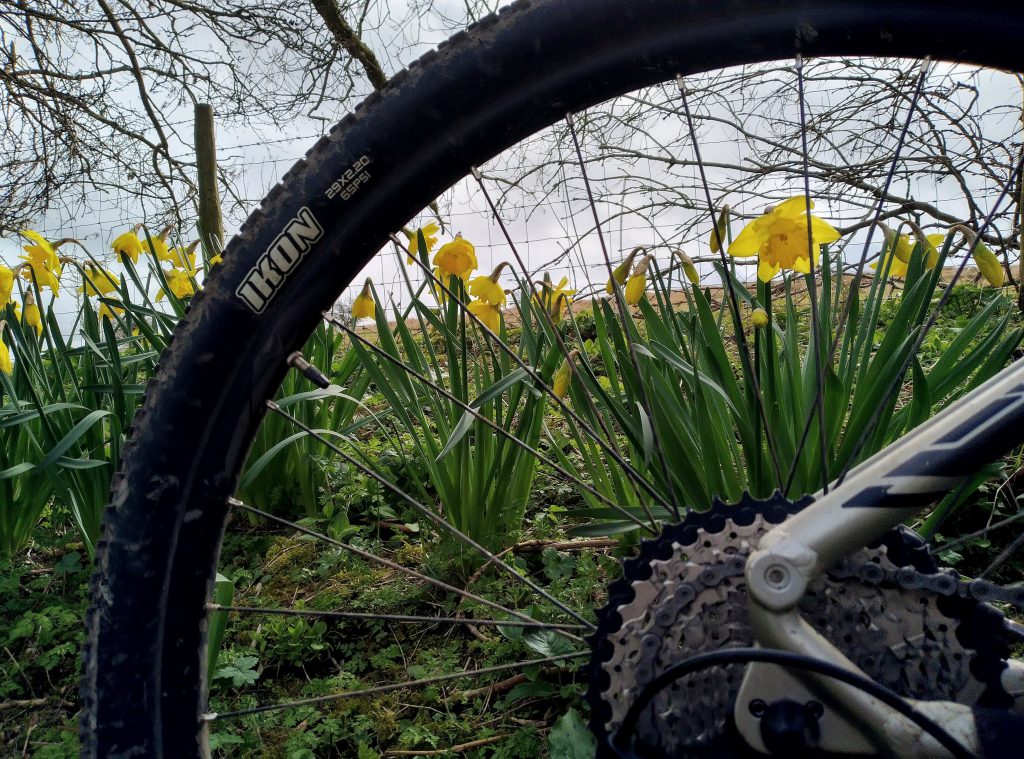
[548, 708, 597, 759]
[37, 409, 112, 470]
[521, 629, 577, 658]
[469, 366, 534, 408]
[437, 410, 476, 461]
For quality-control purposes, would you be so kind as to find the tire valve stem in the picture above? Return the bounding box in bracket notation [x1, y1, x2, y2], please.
[288, 351, 330, 389]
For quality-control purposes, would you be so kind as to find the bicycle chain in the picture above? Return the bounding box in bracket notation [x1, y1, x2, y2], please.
[585, 494, 1023, 757]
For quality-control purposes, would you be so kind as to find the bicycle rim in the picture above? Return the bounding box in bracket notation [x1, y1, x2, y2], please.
[81, 1, 1024, 756]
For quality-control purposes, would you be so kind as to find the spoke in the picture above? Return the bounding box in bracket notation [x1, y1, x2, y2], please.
[395, 232, 675, 515]
[470, 165, 661, 528]
[564, 111, 683, 522]
[204, 651, 586, 721]
[264, 401, 597, 629]
[209, 605, 586, 630]
[228, 498, 584, 641]
[931, 507, 1024, 554]
[327, 314, 656, 534]
[978, 528, 1024, 580]
[676, 74, 785, 490]
[785, 59, 931, 495]
[794, 55, 831, 495]
[833, 153, 1024, 486]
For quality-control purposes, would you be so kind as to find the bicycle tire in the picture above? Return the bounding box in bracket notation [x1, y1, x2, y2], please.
[81, 1, 1024, 756]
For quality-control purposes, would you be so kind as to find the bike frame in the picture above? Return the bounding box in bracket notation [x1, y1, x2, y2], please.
[738, 356, 1024, 754]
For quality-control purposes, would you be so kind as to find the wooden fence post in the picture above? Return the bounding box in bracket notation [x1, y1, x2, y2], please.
[194, 103, 224, 261]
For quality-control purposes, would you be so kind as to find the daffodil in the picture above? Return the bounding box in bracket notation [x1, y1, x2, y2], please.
[112, 227, 144, 264]
[972, 241, 1004, 287]
[352, 278, 376, 319]
[433, 235, 477, 280]
[209, 253, 223, 266]
[709, 206, 730, 253]
[80, 265, 120, 298]
[674, 250, 700, 286]
[468, 299, 501, 332]
[156, 268, 196, 301]
[142, 227, 175, 263]
[97, 302, 125, 321]
[19, 254, 61, 294]
[606, 248, 641, 294]
[23, 293, 42, 336]
[552, 352, 576, 400]
[728, 196, 841, 282]
[534, 274, 575, 324]
[468, 263, 509, 306]
[166, 241, 199, 270]
[0, 266, 13, 305]
[405, 223, 440, 265]
[750, 308, 769, 329]
[19, 230, 63, 294]
[923, 234, 944, 270]
[20, 230, 62, 273]
[624, 254, 653, 306]
[0, 328, 11, 375]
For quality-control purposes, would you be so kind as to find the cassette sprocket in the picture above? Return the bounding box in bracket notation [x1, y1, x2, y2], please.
[585, 493, 1020, 757]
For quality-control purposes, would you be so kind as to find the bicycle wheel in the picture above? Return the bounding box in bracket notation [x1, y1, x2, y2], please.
[81, 1, 1024, 756]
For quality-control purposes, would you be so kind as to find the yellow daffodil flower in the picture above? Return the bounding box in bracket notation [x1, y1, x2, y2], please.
[0, 328, 11, 375]
[156, 268, 196, 301]
[750, 308, 769, 328]
[20, 230, 62, 273]
[468, 299, 501, 332]
[728, 196, 841, 282]
[606, 248, 641, 294]
[352, 278, 376, 319]
[923, 234, 945, 269]
[674, 250, 700, 286]
[80, 265, 120, 298]
[166, 241, 199, 270]
[23, 294, 42, 336]
[112, 228, 144, 264]
[97, 302, 125, 321]
[209, 253, 223, 266]
[405, 223, 440, 265]
[973, 241, 1004, 287]
[142, 228, 173, 263]
[0, 266, 13, 305]
[433, 235, 478, 280]
[468, 263, 509, 306]
[19, 254, 61, 294]
[709, 206, 730, 253]
[534, 274, 575, 324]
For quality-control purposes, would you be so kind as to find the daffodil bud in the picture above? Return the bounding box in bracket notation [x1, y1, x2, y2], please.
[552, 351, 578, 399]
[952, 225, 1004, 288]
[709, 205, 730, 253]
[972, 241, 1004, 287]
[624, 255, 653, 305]
[0, 321, 11, 375]
[606, 247, 643, 294]
[750, 307, 769, 329]
[23, 291, 42, 336]
[673, 250, 700, 286]
[352, 277, 376, 319]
